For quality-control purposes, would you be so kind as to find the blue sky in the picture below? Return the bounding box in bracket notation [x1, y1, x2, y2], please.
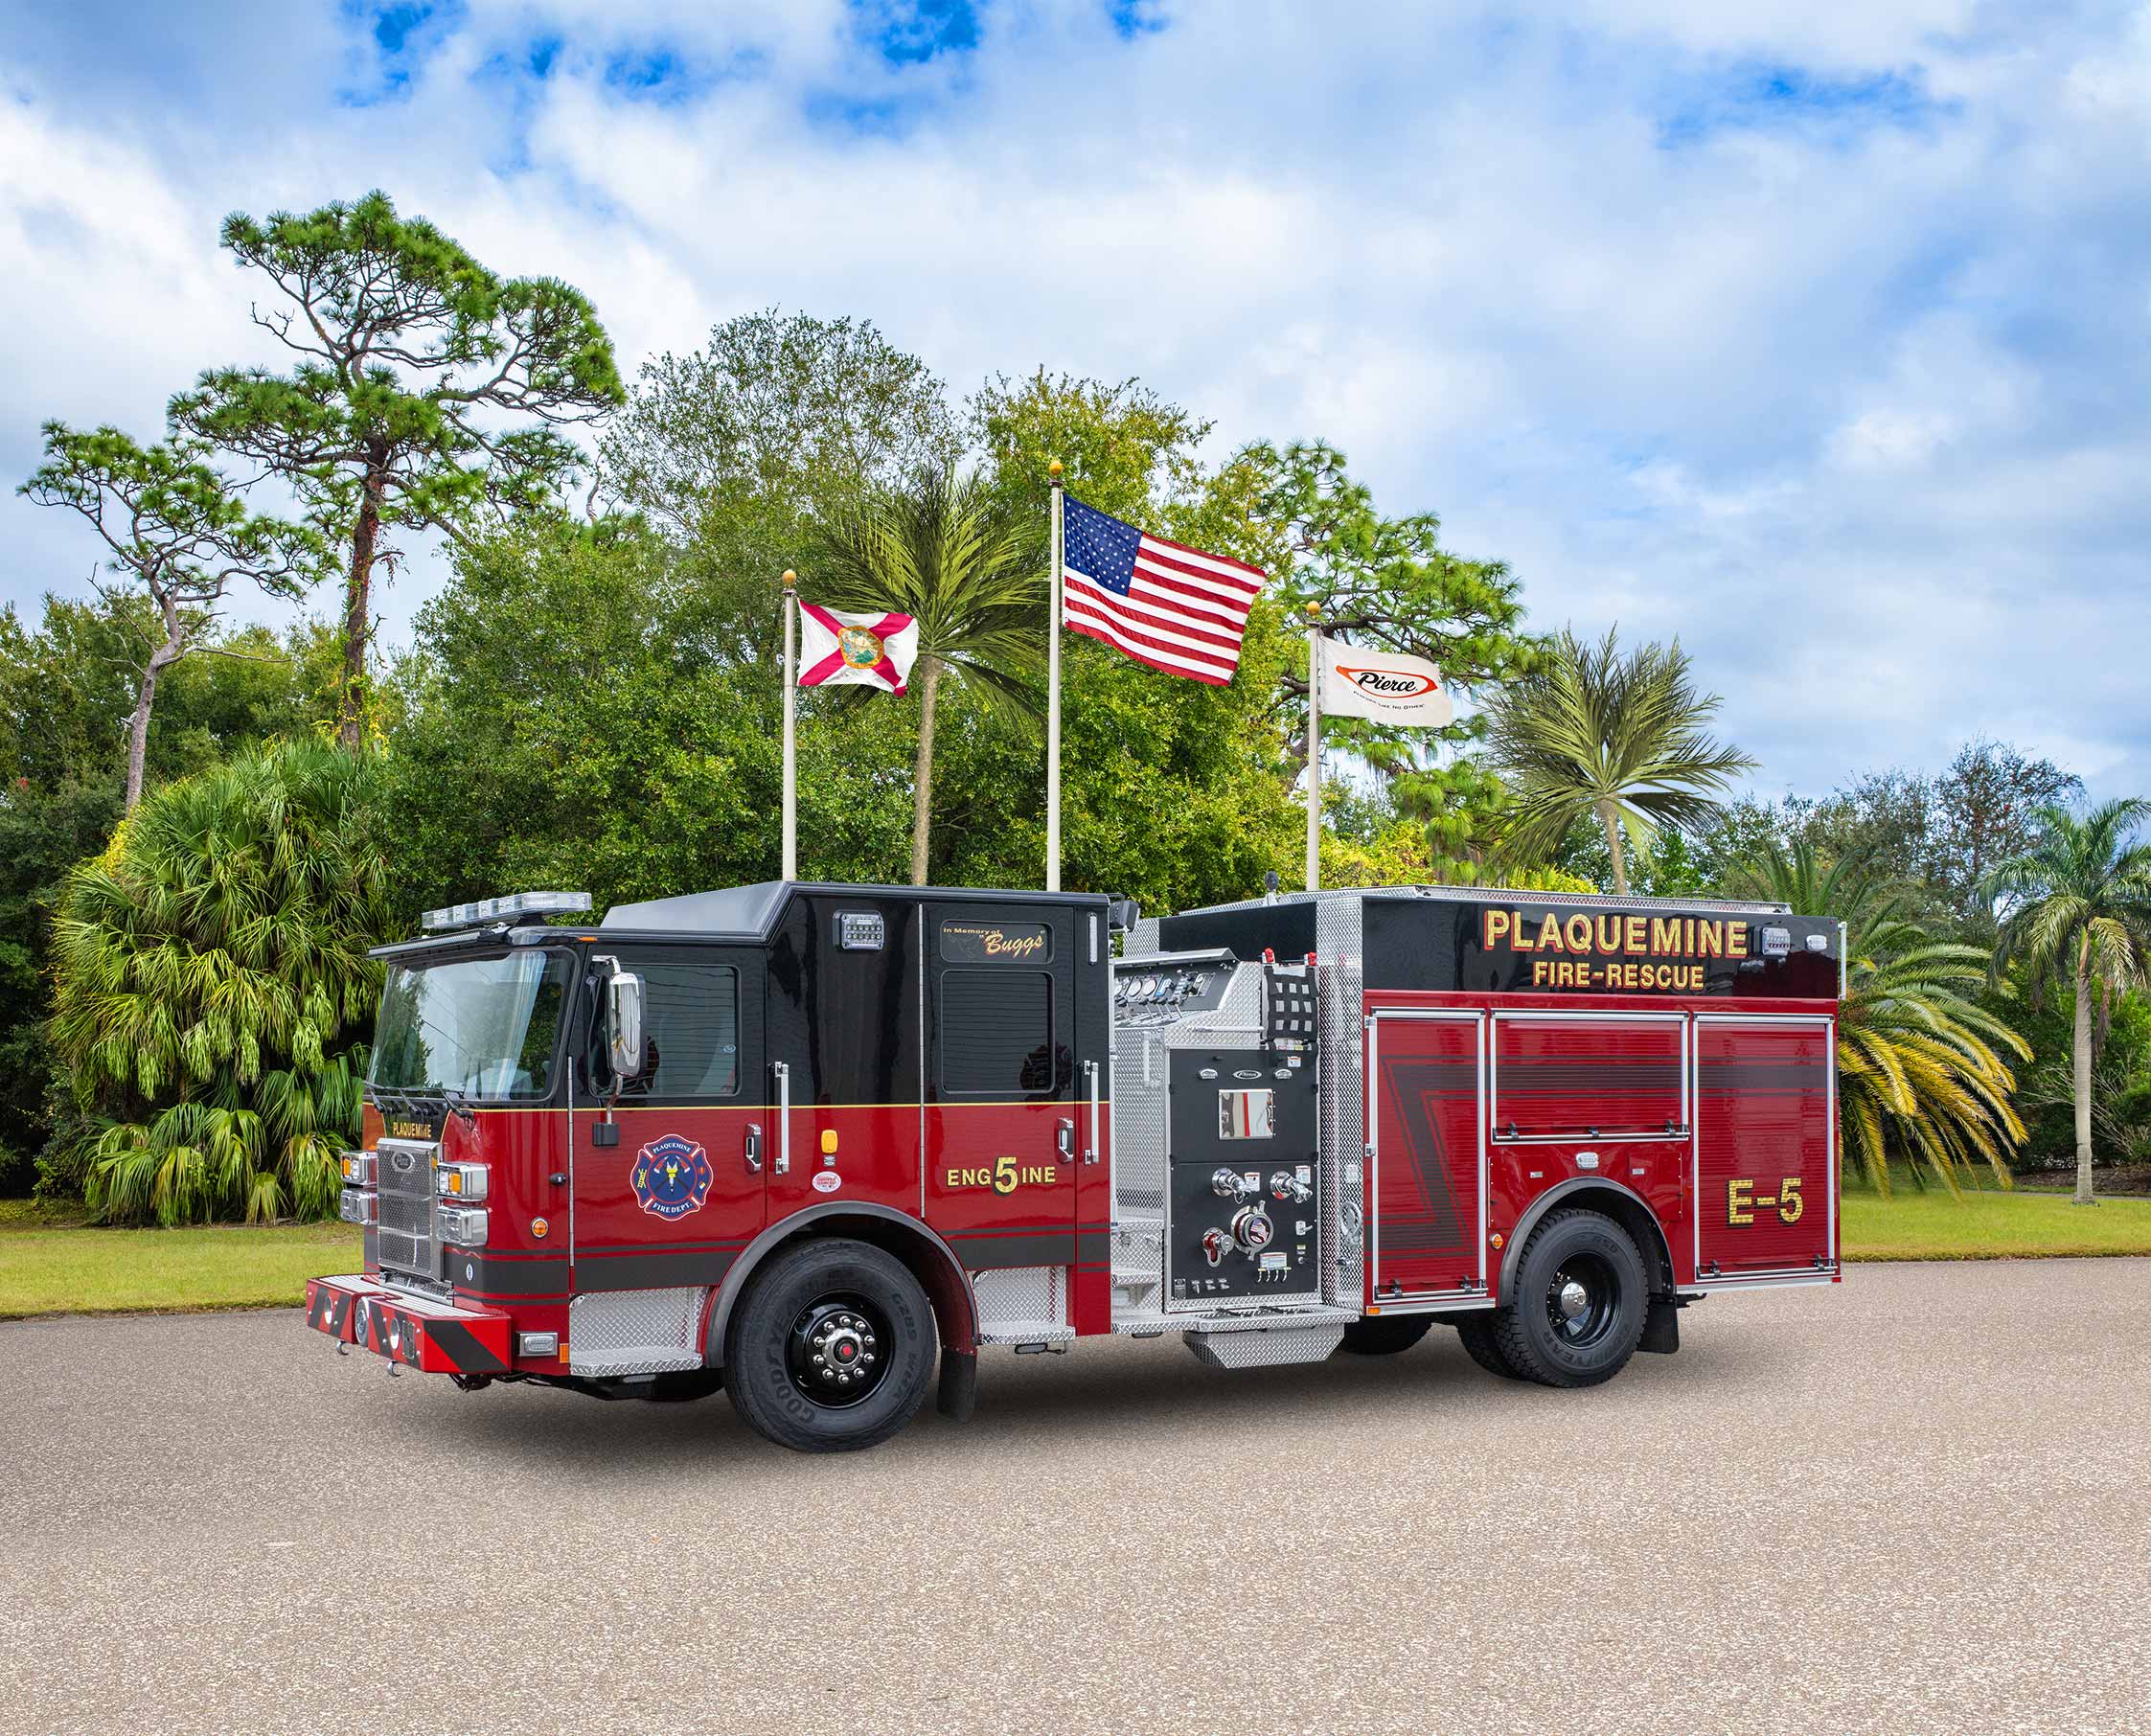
[3, 0, 2148, 802]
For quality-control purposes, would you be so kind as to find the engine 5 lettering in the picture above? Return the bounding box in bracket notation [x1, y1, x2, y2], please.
[1727, 1176, 1805, 1225]
[945, 1155, 1058, 1195]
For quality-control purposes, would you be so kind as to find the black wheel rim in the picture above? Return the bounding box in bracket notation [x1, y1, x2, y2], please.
[1545, 1252, 1620, 1351]
[786, 1293, 890, 1409]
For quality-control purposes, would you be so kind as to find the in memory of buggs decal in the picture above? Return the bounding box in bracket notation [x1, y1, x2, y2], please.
[631, 1133, 714, 1221]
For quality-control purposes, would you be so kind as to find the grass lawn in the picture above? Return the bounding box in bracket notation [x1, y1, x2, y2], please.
[1842, 1184, 2151, 1261]
[0, 1200, 361, 1318]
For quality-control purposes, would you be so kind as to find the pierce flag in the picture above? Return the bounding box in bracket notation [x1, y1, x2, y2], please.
[1316, 636, 1453, 727]
[797, 605, 920, 694]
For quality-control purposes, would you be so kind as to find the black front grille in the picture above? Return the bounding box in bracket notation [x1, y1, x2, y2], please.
[376, 1139, 437, 1279]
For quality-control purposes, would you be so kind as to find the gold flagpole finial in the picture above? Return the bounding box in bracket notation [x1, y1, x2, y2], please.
[782, 569, 796, 589]
[1306, 602, 1321, 620]
[1047, 458, 1063, 481]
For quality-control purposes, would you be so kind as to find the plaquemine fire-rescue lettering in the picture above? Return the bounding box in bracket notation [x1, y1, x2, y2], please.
[310, 880, 1843, 1452]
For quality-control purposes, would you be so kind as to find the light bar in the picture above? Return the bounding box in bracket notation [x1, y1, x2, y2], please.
[421, 891, 591, 932]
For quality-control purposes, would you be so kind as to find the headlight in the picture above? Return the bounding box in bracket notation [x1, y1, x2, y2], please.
[438, 1205, 489, 1247]
[340, 1152, 377, 1187]
[436, 1161, 489, 1201]
[339, 1188, 378, 1224]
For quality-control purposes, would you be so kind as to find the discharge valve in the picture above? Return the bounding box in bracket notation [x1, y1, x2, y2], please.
[1210, 1167, 1259, 1201]
[1269, 1170, 1313, 1204]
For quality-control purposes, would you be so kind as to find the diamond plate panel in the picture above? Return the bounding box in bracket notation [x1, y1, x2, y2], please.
[973, 1266, 1064, 1330]
[1184, 1321, 1346, 1368]
[1315, 895, 1367, 1312]
[568, 1286, 707, 1376]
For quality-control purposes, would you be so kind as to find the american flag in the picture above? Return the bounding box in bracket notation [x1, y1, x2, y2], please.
[1061, 494, 1265, 685]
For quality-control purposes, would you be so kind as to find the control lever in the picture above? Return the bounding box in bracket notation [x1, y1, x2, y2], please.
[1210, 1167, 1258, 1201]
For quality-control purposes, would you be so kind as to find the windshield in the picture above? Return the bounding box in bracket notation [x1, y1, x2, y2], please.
[370, 950, 573, 1100]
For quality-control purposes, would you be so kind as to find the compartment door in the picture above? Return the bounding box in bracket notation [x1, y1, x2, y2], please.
[1366, 1011, 1486, 1303]
[1693, 1016, 1836, 1284]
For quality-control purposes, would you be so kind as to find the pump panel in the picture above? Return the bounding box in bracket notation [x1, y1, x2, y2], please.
[1165, 1048, 1321, 1308]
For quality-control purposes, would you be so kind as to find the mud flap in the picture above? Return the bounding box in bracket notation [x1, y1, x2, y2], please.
[1639, 1295, 1682, 1355]
[936, 1347, 977, 1423]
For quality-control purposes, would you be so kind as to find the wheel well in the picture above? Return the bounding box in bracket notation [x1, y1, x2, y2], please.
[702, 1207, 978, 1369]
[1500, 1181, 1676, 1302]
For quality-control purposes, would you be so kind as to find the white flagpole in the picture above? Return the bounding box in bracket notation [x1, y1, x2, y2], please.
[781, 569, 798, 881]
[1045, 459, 1064, 893]
[1305, 602, 1322, 892]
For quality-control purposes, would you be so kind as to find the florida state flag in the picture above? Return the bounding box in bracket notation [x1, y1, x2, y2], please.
[796, 605, 920, 695]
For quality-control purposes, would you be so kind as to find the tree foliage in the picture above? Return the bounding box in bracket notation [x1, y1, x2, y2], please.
[1484, 626, 1755, 896]
[19, 423, 319, 808]
[49, 742, 395, 1222]
[1986, 800, 2151, 1202]
[172, 190, 625, 747]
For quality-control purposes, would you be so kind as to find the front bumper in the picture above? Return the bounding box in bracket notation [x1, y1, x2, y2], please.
[305, 1274, 513, 1377]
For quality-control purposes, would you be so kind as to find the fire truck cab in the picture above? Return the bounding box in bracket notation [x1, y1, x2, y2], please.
[310, 880, 1842, 1452]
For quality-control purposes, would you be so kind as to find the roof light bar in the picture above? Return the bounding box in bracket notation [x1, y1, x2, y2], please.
[421, 891, 592, 932]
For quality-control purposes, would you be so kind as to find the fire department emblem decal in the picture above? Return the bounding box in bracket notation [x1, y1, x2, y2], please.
[630, 1134, 714, 1222]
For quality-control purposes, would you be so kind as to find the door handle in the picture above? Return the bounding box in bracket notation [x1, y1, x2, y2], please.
[1056, 1118, 1074, 1161]
[772, 1062, 790, 1175]
[744, 1124, 763, 1174]
[1083, 1059, 1101, 1165]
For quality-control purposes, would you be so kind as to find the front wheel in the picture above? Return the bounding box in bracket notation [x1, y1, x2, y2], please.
[726, 1239, 935, 1452]
[1490, 1209, 1647, 1388]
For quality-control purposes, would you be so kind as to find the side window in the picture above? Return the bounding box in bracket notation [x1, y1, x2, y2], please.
[938, 970, 1054, 1098]
[620, 962, 742, 1100]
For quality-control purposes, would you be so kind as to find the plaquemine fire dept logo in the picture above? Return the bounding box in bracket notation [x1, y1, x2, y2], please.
[631, 1134, 714, 1222]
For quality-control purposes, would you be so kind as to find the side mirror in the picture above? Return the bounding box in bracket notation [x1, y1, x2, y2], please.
[606, 971, 646, 1079]
[1108, 897, 1141, 934]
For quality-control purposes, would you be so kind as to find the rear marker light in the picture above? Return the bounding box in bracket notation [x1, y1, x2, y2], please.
[519, 1332, 559, 1358]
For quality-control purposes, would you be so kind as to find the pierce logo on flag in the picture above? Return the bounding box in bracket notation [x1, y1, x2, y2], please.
[1316, 637, 1454, 727]
[798, 605, 920, 694]
[1061, 494, 1265, 685]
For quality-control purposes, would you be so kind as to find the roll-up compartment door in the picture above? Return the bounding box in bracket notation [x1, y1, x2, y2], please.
[1491, 1013, 1686, 1142]
[1693, 1017, 1836, 1282]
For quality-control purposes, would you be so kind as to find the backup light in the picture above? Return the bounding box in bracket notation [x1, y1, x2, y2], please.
[421, 891, 591, 932]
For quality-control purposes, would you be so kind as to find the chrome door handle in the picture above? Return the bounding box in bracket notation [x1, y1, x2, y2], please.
[744, 1124, 763, 1174]
[772, 1062, 790, 1175]
[1083, 1059, 1101, 1164]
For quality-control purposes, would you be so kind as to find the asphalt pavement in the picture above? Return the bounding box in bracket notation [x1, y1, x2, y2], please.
[4, 1260, 2146, 1736]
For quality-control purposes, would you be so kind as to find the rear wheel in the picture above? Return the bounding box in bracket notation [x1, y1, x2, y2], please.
[725, 1239, 934, 1452]
[1490, 1209, 1647, 1388]
[1339, 1313, 1434, 1356]
[1453, 1313, 1524, 1380]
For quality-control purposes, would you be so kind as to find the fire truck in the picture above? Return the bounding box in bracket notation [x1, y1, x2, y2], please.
[309, 880, 1842, 1452]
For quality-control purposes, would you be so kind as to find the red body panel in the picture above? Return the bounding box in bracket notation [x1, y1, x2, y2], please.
[1363, 991, 1839, 1300]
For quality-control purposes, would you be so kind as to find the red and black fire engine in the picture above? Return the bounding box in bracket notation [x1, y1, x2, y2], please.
[309, 879, 1842, 1451]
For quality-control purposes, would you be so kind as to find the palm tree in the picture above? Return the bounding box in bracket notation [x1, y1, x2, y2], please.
[49, 741, 395, 1223]
[1984, 800, 2151, 1204]
[812, 468, 1044, 884]
[1739, 840, 2028, 1195]
[1483, 627, 1755, 895]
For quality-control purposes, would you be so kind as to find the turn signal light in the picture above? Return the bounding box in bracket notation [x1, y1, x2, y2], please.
[437, 1161, 489, 1201]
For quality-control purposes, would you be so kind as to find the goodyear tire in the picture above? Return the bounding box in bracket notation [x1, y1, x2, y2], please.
[1490, 1208, 1647, 1388]
[726, 1238, 934, 1452]
[1339, 1313, 1435, 1356]
[1453, 1313, 1525, 1381]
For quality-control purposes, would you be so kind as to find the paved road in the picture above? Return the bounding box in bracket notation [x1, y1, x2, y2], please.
[4, 1261, 2146, 1736]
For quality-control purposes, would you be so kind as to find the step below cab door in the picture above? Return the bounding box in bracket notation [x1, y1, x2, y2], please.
[1692, 1015, 1836, 1285]
[1365, 1011, 1487, 1305]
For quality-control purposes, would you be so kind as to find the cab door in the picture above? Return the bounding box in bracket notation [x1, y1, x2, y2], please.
[570, 946, 767, 1295]
[923, 902, 1079, 1277]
